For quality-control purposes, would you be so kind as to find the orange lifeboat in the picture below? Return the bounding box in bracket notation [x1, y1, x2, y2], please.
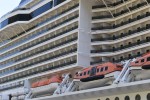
[130, 52, 150, 69]
[31, 75, 62, 88]
[74, 62, 122, 90]
[31, 81, 39, 88]
[75, 62, 122, 82]
[31, 75, 62, 97]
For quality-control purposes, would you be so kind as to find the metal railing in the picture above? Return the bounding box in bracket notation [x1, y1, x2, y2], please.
[91, 24, 150, 42]
[0, 4, 79, 53]
[92, 2, 147, 20]
[91, 39, 150, 53]
[0, 15, 78, 60]
[0, 60, 77, 84]
[92, 11, 150, 30]
[0, 36, 78, 69]
[92, 0, 128, 9]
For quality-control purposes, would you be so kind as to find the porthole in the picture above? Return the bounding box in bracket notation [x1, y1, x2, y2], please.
[115, 97, 119, 100]
[106, 98, 110, 100]
[125, 96, 130, 100]
[135, 94, 141, 100]
[147, 93, 150, 100]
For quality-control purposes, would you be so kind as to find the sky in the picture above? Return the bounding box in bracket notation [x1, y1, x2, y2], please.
[0, 0, 21, 17]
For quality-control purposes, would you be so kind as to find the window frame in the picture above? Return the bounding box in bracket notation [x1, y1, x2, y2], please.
[147, 57, 150, 61]
[97, 68, 100, 72]
[135, 61, 139, 63]
[141, 59, 144, 62]
[100, 67, 104, 72]
[105, 66, 108, 71]
[80, 73, 82, 76]
[84, 72, 86, 76]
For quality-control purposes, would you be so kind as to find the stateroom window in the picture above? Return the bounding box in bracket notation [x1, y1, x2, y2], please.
[100, 67, 104, 72]
[147, 57, 150, 61]
[135, 61, 139, 63]
[97, 68, 99, 72]
[84, 72, 86, 75]
[141, 59, 144, 62]
[105, 67, 108, 71]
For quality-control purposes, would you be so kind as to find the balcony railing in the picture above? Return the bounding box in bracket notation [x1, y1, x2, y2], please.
[0, 25, 78, 61]
[92, 0, 128, 9]
[20, 26, 78, 51]
[92, 2, 147, 19]
[90, 59, 103, 65]
[91, 37, 113, 42]
[0, 81, 23, 92]
[92, 15, 112, 19]
[90, 53, 144, 65]
[92, 11, 150, 30]
[0, 59, 77, 84]
[15, 48, 77, 71]
[91, 39, 150, 53]
[0, 4, 79, 53]
[113, 53, 143, 63]
[0, 36, 78, 69]
[91, 24, 150, 42]
[15, 44, 77, 63]
[0, 14, 78, 57]
[114, 2, 147, 17]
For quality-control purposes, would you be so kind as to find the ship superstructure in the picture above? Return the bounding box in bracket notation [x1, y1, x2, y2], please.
[0, 0, 150, 100]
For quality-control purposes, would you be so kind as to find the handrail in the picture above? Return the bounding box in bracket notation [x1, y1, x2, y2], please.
[113, 60, 131, 84]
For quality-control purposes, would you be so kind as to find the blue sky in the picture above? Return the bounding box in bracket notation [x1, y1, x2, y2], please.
[0, 0, 21, 17]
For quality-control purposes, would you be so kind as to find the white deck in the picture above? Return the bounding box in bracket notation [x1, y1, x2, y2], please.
[26, 79, 150, 100]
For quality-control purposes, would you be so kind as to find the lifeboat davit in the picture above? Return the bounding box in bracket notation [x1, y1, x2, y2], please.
[31, 75, 62, 97]
[74, 62, 122, 90]
[130, 52, 150, 81]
